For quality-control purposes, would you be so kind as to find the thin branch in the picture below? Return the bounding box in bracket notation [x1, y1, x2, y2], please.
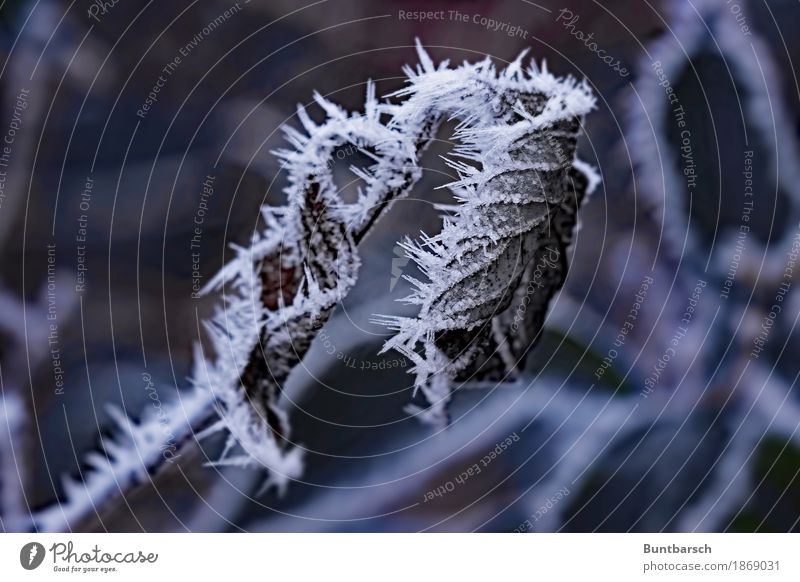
[33, 41, 596, 531]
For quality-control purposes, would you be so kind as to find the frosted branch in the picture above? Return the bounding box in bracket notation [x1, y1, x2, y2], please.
[34, 41, 596, 530]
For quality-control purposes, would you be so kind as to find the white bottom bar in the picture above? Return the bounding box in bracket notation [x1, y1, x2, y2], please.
[1, 533, 797, 580]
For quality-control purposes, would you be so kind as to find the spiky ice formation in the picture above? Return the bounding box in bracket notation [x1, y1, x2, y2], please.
[36, 42, 597, 531]
[373, 44, 598, 426]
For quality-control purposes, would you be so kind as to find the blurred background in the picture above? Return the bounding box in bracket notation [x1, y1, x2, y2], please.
[1, 0, 800, 532]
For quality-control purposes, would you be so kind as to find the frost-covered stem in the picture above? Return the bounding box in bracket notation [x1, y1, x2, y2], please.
[34, 42, 596, 531]
[200, 41, 594, 472]
[0, 389, 28, 532]
[32, 387, 215, 532]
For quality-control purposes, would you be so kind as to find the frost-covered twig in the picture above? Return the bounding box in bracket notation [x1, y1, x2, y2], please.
[201, 41, 595, 479]
[35, 42, 596, 530]
[33, 386, 214, 532]
[628, 0, 800, 262]
[193, 86, 422, 489]
[0, 390, 27, 532]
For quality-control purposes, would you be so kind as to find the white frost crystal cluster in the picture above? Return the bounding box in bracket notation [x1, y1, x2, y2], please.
[373, 45, 598, 426]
